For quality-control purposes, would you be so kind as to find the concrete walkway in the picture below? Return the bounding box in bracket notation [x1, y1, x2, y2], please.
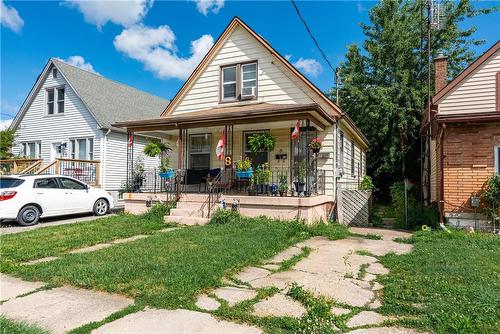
[1, 227, 430, 333]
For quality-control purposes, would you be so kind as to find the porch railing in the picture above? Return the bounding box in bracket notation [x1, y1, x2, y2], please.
[0, 158, 101, 186]
[0, 159, 43, 175]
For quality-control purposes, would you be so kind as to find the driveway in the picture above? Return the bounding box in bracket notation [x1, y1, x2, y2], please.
[0, 210, 120, 235]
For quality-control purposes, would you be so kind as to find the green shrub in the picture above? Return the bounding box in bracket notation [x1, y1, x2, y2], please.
[359, 175, 376, 191]
[482, 174, 500, 221]
[141, 202, 174, 222]
[209, 208, 242, 225]
[388, 182, 439, 230]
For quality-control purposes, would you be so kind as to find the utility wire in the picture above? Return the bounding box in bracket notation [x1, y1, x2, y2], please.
[290, 0, 336, 75]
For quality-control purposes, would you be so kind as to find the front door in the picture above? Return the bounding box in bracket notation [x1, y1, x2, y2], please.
[51, 142, 67, 161]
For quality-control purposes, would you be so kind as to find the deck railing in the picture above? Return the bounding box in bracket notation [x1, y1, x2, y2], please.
[0, 158, 100, 186]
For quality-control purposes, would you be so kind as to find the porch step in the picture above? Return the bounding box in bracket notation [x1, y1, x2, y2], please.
[170, 208, 208, 218]
[164, 215, 209, 226]
[176, 201, 206, 211]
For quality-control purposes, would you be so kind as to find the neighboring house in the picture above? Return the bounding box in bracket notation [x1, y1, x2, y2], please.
[116, 17, 369, 224]
[425, 41, 500, 226]
[7, 59, 169, 201]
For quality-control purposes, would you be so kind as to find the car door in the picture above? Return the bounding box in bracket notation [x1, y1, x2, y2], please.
[33, 177, 66, 215]
[57, 177, 90, 212]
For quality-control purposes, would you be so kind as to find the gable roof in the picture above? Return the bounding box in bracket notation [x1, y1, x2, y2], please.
[11, 58, 169, 131]
[432, 40, 500, 105]
[161, 16, 343, 118]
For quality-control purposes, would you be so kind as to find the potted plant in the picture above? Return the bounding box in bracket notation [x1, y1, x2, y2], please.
[247, 175, 256, 196]
[248, 132, 276, 153]
[254, 167, 264, 194]
[235, 157, 253, 179]
[278, 173, 288, 197]
[261, 163, 271, 195]
[309, 137, 322, 153]
[143, 139, 173, 179]
[131, 158, 145, 192]
[294, 161, 307, 194]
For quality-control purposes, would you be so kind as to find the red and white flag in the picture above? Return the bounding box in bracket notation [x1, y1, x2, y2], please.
[291, 120, 300, 140]
[216, 128, 225, 160]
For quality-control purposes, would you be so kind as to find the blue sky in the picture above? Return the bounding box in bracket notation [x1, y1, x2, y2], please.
[1, 0, 499, 128]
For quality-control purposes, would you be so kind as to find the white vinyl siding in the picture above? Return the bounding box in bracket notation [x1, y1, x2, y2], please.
[438, 49, 500, 115]
[173, 25, 315, 114]
[336, 123, 365, 186]
[12, 66, 101, 162]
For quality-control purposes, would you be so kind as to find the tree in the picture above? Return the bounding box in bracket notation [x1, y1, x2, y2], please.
[0, 129, 15, 159]
[334, 0, 496, 194]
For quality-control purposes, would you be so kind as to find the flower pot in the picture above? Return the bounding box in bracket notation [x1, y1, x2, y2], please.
[294, 181, 305, 193]
[312, 148, 320, 154]
[236, 169, 253, 180]
[159, 169, 174, 179]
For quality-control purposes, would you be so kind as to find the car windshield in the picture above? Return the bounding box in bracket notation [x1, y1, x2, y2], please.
[0, 178, 25, 188]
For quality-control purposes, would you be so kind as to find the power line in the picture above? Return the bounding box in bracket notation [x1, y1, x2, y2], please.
[290, 0, 336, 75]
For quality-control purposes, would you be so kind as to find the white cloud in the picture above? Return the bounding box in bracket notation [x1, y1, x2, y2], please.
[0, 0, 24, 33]
[193, 0, 224, 15]
[65, 0, 153, 28]
[56, 56, 100, 74]
[0, 118, 13, 130]
[291, 57, 323, 77]
[114, 24, 214, 80]
[356, 2, 367, 13]
[284, 54, 292, 61]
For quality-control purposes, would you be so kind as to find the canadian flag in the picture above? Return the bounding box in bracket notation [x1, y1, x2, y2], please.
[216, 128, 225, 160]
[291, 120, 300, 140]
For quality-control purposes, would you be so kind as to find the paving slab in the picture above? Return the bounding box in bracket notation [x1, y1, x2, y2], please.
[252, 294, 306, 318]
[92, 308, 262, 334]
[213, 286, 257, 307]
[267, 246, 303, 263]
[0, 274, 45, 301]
[367, 262, 389, 275]
[195, 294, 221, 311]
[346, 327, 431, 334]
[349, 227, 412, 241]
[261, 264, 280, 271]
[110, 235, 148, 244]
[346, 311, 387, 328]
[368, 299, 382, 309]
[1, 286, 133, 334]
[372, 282, 384, 291]
[331, 306, 351, 316]
[234, 267, 270, 283]
[22, 256, 59, 265]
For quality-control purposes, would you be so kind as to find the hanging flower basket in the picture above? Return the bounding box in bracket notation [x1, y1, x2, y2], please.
[309, 137, 322, 153]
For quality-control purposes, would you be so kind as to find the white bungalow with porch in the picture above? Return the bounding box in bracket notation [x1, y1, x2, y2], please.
[117, 17, 369, 224]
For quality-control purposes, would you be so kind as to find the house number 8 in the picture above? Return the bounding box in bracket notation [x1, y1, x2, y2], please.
[225, 156, 232, 166]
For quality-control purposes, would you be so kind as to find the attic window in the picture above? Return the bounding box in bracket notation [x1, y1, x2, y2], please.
[52, 68, 57, 78]
[46, 87, 65, 115]
[220, 62, 257, 102]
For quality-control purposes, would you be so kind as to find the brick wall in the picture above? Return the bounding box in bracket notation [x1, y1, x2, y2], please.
[442, 122, 500, 213]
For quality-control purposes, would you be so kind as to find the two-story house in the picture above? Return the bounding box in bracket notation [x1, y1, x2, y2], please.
[7, 59, 168, 201]
[116, 17, 369, 224]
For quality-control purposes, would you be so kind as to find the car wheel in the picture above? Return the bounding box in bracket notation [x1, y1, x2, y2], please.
[93, 198, 109, 216]
[17, 205, 40, 226]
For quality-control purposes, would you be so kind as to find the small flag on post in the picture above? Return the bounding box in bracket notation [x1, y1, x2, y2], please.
[128, 132, 133, 147]
[216, 128, 225, 160]
[291, 120, 300, 140]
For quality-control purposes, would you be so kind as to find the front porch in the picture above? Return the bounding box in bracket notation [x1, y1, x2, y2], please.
[117, 103, 336, 223]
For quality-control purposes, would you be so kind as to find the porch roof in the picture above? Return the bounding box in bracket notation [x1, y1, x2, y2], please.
[113, 102, 336, 132]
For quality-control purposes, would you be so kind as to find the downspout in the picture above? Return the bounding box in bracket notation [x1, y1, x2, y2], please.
[438, 124, 447, 225]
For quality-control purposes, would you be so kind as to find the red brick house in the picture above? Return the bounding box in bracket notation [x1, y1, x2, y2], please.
[426, 41, 500, 227]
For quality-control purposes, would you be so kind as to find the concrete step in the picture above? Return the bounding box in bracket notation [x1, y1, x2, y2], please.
[176, 201, 206, 210]
[164, 215, 209, 226]
[179, 193, 210, 202]
[170, 208, 207, 218]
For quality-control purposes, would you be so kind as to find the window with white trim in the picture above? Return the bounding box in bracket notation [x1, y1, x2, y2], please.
[351, 141, 355, 176]
[337, 131, 344, 175]
[222, 66, 237, 100]
[46, 87, 65, 115]
[70, 138, 94, 160]
[495, 146, 500, 174]
[241, 63, 257, 97]
[21, 141, 41, 159]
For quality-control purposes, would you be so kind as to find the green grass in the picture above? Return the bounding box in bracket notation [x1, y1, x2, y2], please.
[4, 216, 349, 310]
[0, 204, 171, 267]
[379, 230, 500, 334]
[0, 316, 50, 334]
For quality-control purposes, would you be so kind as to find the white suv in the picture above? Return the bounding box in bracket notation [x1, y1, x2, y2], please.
[0, 175, 114, 226]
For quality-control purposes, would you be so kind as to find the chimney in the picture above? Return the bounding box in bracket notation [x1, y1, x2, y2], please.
[434, 53, 448, 94]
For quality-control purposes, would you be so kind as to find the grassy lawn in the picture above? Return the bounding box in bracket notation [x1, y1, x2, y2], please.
[0, 316, 50, 334]
[4, 215, 349, 310]
[379, 230, 500, 334]
[0, 205, 169, 267]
